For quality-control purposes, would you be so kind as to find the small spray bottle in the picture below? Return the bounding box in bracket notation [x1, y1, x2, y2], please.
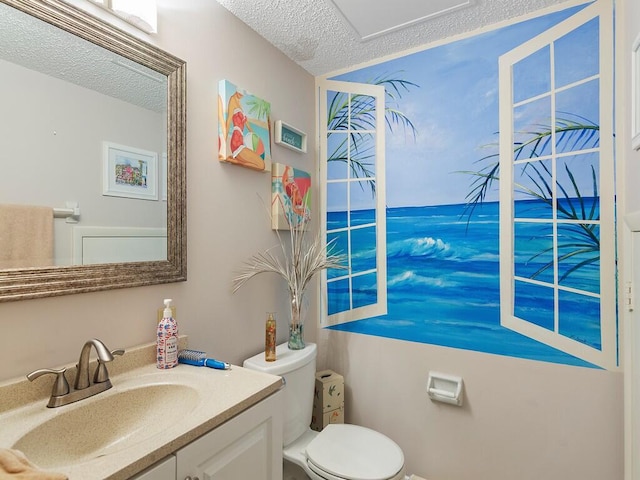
[265, 312, 276, 362]
[157, 298, 179, 369]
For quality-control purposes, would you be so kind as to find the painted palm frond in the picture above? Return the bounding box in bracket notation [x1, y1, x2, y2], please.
[461, 114, 600, 217]
[461, 113, 601, 281]
[244, 97, 271, 121]
[327, 72, 419, 195]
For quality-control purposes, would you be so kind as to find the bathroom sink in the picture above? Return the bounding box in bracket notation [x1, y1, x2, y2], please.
[9, 381, 200, 469]
[0, 345, 283, 480]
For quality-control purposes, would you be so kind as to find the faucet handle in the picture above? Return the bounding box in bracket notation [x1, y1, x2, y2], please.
[93, 348, 125, 383]
[27, 367, 70, 397]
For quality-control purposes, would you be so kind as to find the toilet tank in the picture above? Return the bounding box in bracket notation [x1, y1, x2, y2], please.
[243, 342, 317, 446]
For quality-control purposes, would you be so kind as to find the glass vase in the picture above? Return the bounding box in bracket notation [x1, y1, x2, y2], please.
[288, 294, 307, 350]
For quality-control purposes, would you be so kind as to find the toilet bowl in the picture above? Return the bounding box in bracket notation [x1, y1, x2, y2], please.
[243, 342, 406, 480]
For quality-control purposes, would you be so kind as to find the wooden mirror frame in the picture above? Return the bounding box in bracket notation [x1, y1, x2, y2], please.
[0, 0, 187, 302]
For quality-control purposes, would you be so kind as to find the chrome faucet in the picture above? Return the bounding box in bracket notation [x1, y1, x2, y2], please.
[27, 338, 124, 408]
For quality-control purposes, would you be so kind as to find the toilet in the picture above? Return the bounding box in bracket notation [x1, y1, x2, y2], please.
[243, 342, 406, 480]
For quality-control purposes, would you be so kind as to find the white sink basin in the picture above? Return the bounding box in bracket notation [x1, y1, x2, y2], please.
[11, 382, 199, 469]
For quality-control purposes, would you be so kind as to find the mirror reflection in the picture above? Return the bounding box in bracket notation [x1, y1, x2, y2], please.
[0, 0, 187, 301]
[0, 1, 168, 268]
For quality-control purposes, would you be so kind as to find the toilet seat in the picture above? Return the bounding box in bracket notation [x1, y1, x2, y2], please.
[305, 424, 405, 480]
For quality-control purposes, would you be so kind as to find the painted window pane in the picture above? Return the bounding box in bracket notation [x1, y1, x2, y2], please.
[514, 281, 554, 331]
[555, 80, 599, 154]
[353, 272, 378, 309]
[327, 133, 349, 180]
[351, 181, 376, 227]
[558, 289, 601, 349]
[554, 18, 599, 88]
[557, 224, 600, 294]
[327, 90, 348, 131]
[513, 96, 552, 159]
[514, 160, 553, 219]
[351, 208, 376, 227]
[327, 230, 349, 280]
[514, 222, 554, 283]
[556, 152, 600, 220]
[350, 95, 377, 131]
[513, 45, 551, 103]
[351, 226, 377, 273]
[327, 181, 348, 226]
[327, 209, 347, 232]
[349, 133, 376, 178]
[328, 278, 350, 315]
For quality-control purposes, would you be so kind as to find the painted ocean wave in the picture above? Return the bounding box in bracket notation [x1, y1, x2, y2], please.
[387, 271, 460, 288]
[387, 237, 453, 259]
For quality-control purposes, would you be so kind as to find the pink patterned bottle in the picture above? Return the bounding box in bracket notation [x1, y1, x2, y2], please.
[157, 298, 178, 369]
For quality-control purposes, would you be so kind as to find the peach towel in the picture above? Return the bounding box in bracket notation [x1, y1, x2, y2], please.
[0, 449, 67, 480]
[0, 204, 53, 269]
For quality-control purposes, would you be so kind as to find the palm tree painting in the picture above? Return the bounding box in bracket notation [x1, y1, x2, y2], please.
[325, 1, 615, 369]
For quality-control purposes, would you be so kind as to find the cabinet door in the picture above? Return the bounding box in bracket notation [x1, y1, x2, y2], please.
[176, 389, 283, 480]
[131, 455, 176, 480]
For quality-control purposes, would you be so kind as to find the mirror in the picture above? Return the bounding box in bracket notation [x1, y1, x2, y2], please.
[0, 0, 186, 301]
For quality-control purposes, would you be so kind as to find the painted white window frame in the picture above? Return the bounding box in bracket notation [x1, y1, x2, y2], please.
[498, 0, 617, 370]
[318, 79, 387, 327]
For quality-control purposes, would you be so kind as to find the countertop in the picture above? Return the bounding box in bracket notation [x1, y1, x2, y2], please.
[0, 341, 283, 479]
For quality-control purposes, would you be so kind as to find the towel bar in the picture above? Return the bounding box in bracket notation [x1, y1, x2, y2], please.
[53, 202, 80, 223]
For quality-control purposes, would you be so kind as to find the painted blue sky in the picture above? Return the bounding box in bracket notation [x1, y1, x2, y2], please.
[331, 3, 591, 209]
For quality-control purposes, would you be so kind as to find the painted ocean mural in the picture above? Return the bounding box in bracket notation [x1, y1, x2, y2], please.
[329, 201, 599, 368]
[325, 1, 614, 369]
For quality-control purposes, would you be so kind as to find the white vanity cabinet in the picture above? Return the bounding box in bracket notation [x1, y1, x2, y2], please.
[131, 456, 176, 480]
[132, 388, 284, 480]
[175, 388, 284, 480]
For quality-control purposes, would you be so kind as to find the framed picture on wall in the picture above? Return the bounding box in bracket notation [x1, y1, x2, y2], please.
[271, 163, 311, 230]
[218, 79, 272, 172]
[103, 141, 159, 200]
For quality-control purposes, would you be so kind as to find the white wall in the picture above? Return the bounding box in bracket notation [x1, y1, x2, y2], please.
[0, 0, 317, 382]
[319, 331, 622, 479]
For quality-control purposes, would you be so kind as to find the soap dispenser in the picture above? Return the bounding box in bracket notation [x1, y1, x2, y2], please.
[157, 298, 178, 369]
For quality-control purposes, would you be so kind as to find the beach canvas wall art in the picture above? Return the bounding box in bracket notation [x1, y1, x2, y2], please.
[271, 163, 311, 230]
[218, 79, 272, 172]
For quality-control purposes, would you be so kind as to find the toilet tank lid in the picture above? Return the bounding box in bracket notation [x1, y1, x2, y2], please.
[243, 342, 317, 375]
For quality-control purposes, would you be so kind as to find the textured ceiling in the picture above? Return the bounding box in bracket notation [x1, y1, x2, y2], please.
[216, 0, 574, 76]
[0, 2, 166, 112]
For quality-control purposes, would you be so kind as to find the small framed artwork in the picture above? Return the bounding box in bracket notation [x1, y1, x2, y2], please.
[103, 142, 158, 200]
[633, 33, 640, 150]
[271, 163, 311, 230]
[218, 79, 272, 172]
[274, 120, 307, 153]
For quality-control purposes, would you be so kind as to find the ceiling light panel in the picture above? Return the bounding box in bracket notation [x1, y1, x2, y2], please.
[330, 0, 473, 41]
